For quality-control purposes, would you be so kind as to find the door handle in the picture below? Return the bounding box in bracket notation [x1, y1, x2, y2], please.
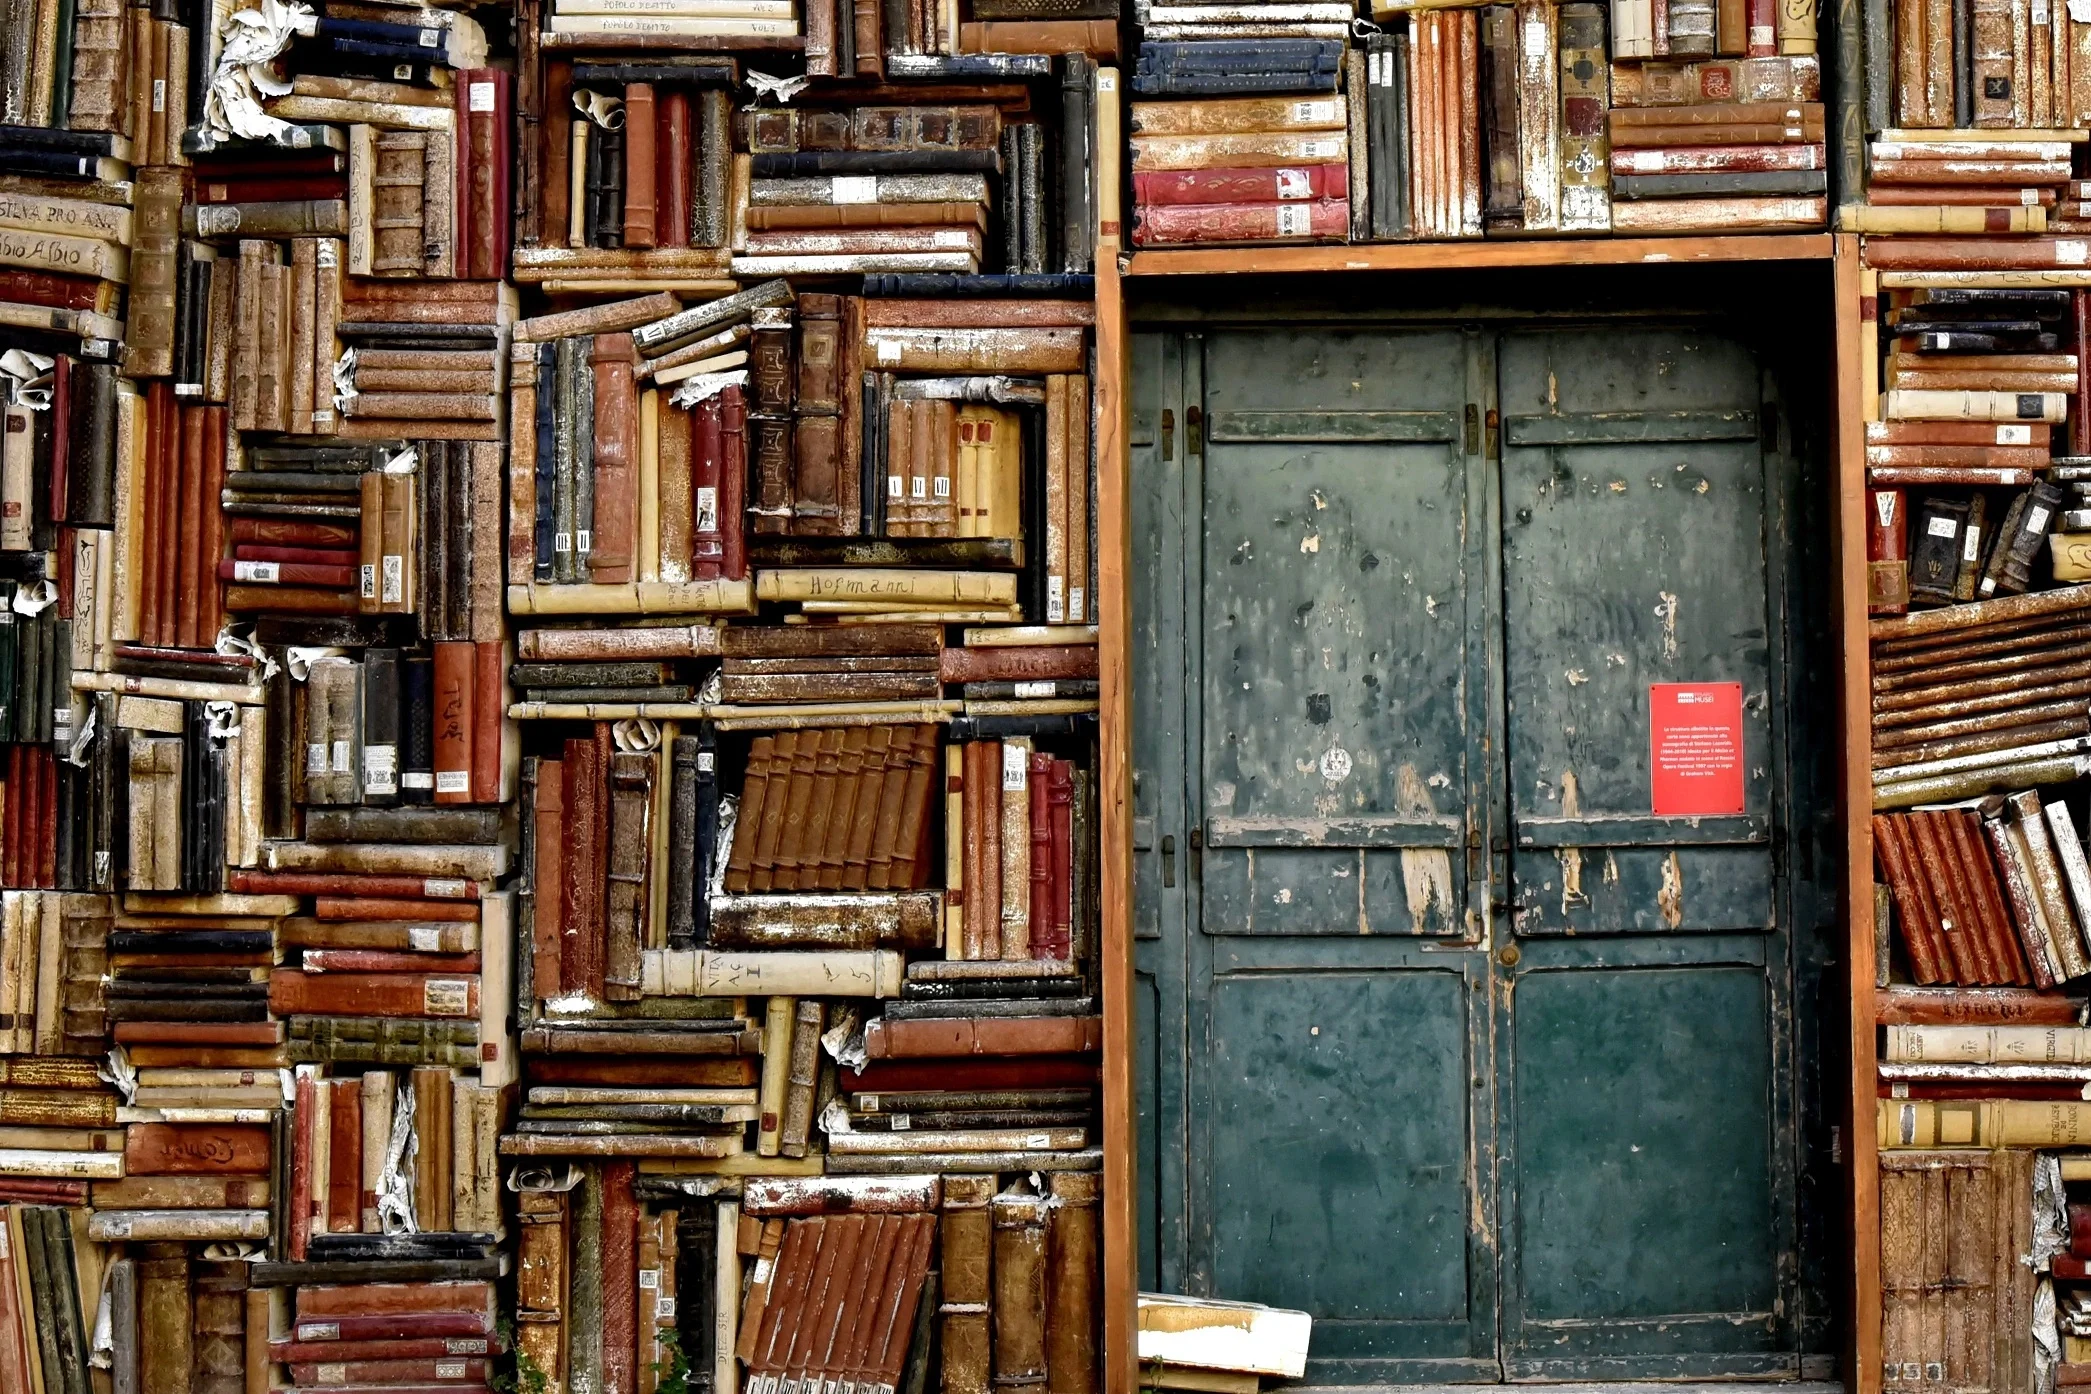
[1161, 409, 1174, 461]
[1186, 406, 1204, 457]
[1161, 835, 1176, 887]
[1189, 826, 1203, 879]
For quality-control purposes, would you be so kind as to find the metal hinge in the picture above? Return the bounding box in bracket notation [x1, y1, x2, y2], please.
[1464, 404, 1480, 455]
[1485, 407, 1500, 461]
[1160, 409, 1174, 461]
[1186, 405, 1204, 457]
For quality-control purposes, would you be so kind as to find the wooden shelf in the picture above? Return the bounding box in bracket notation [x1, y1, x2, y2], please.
[1124, 232, 1836, 276]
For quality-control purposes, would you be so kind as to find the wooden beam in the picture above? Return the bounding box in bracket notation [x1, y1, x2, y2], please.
[1125, 232, 1835, 277]
[1831, 230, 1882, 1394]
[1093, 237, 1139, 1394]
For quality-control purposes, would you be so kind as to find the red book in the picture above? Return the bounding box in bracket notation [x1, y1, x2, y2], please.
[288, 1360, 488, 1385]
[470, 640, 504, 805]
[0, 269, 109, 311]
[2, 749, 18, 889]
[176, 403, 205, 647]
[313, 896, 482, 922]
[231, 871, 482, 900]
[2054, 1257, 2091, 1280]
[1744, 0, 1774, 53]
[234, 545, 361, 566]
[1865, 420, 2047, 445]
[1132, 198, 1348, 246]
[1866, 488, 1908, 617]
[136, 386, 167, 645]
[290, 1314, 493, 1344]
[113, 1021, 284, 1045]
[1877, 1081, 2091, 1099]
[273, 1338, 495, 1363]
[1046, 758, 1073, 960]
[1867, 184, 2057, 205]
[294, 1284, 496, 1320]
[1131, 163, 1345, 206]
[35, 748, 53, 889]
[600, 1163, 638, 1394]
[720, 385, 747, 581]
[1027, 751, 1051, 956]
[47, 356, 70, 524]
[197, 176, 348, 204]
[290, 1071, 314, 1259]
[203, 402, 229, 646]
[228, 518, 358, 547]
[433, 641, 476, 805]
[218, 559, 357, 588]
[839, 1055, 1100, 1094]
[532, 758, 567, 1008]
[190, 153, 346, 179]
[691, 394, 724, 580]
[267, 970, 481, 1020]
[0, 1182, 87, 1205]
[1875, 984, 2081, 1025]
[1610, 144, 1826, 173]
[862, 1014, 1101, 1059]
[302, 951, 482, 975]
[328, 1079, 361, 1232]
[659, 90, 692, 250]
[458, 69, 512, 280]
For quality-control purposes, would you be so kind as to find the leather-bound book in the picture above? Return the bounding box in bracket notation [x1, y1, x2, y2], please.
[191, 1261, 247, 1394]
[371, 131, 426, 276]
[779, 998, 824, 1159]
[591, 334, 640, 585]
[569, 1163, 606, 1394]
[1867, 489, 1910, 616]
[721, 386, 749, 580]
[604, 750, 650, 1003]
[600, 1162, 638, 1394]
[361, 648, 402, 804]
[659, 90, 692, 251]
[517, 1187, 570, 1394]
[696, 88, 732, 248]
[136, 1247, 192, 1394]
[623, 84, 659, 251]
[463, 70, 511, 280]
[562, 736, 603, 999]
[940, 1176, 992, 1394]
[658, 387, 694, 584]
[470, 640, 506, 805]
[1880, 1150, 2034, 1393]
[990, 1185, 1049, 1389]
[124, 169, 181, 380]
[667, 736, 701, 950]
[432, 641, 475, 805]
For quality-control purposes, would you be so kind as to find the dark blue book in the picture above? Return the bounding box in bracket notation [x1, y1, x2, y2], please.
[1135, 37, 1342, 71]
[861, 273, 1095, 296]
[884, 53, 1054, 77]
[1131, 70, 1340, 94]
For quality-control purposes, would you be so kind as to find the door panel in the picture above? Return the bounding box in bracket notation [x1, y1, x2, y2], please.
[1131, 318, 1816, 1385]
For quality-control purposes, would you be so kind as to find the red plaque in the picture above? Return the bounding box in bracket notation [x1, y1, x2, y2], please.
[1649, 681, 1745, 817]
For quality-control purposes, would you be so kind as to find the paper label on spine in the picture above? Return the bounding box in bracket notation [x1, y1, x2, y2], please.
[297, 1325, 340, 1342]
[1014, 681, 1058, 698]
[695, 485, 717, 532]
[832, 176, 878, 204]
[1046, 576, 1065, 623]
[1926, 515, 1958, 537]
[1998, 425, 2034, 444]
[911, 477, 926, 499]
[1273, 167, 1312, 199]
[232, 561, 278, 583]
[436, 770, 470, 794]
[1523, 17, 1548, 53]
[1003, 744, 1028, 789]
[424, 979, 471, 1015]
[317, 242, 338, 269]
[435, 1362, 467, 1380]
[1069, 586, 1085, 621]
[655, 1297, 675, 1319]
[425, 877, 466, 897]
[887, 476, 902, 497]
[382, 554, 403, 603]
[1274, 204, 1310, 237]
[2029, 505, 2053, 533]
[307, 743, 328, 774]
[152, 79, 165, 112]
[318, 1367, 346, 1385]
[402, 771, 433, 790]
[408, 926, 444, 952]
[2061, 240, 2089, 264]
[1293, 100, 1339, 123]
[364, 744, 397, 791]
[890, 1114, 911, 1130]
[100, 1217, 130, 1237]
[933, 475, 950, 498]
[1963, 525, 1982, 562]
[360, 564, 376, 599]
[469, 81, 496, 111]
[751, 1257, 773, 1283]
[332, 740, 351, 773]
[446, 1340, 488, 1355]
[640, 1269, 659, 1289]
[1300, 138, 1342, 159]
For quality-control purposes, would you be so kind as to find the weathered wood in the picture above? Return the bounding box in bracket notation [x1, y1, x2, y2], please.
[1123, 233, 1836, 276]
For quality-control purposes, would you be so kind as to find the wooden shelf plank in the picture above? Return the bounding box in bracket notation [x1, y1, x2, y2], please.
[1124, 232, 1835, 276]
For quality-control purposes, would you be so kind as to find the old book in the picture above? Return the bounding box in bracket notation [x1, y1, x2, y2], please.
[778, 997, 824, 1159]
[1880, 1149, 2035, 1394]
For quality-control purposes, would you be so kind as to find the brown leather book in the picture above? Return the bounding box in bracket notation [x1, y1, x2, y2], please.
[751, 415, 794, 538]
[862, 1015, 1103, 1059]
[328, 1079, 362, 1232]
[871, 1213, 938, 1393]
[822, 1214, 896, 1394]
[659, 90, 692, 250]
[800, 728, 847, 889]
[1953, 810, 2029, 984]
[893, 733, 938, 891]
[819, 728, 870, 890]
[410, 1065, 451, 1230]
[293, 1282, 496, 1318]
[990, 1184, 1049, 1386]
[138, 1246, 194, 1394]
[599, 1162, 638, 1394]
[867, 725, 919, 891]
[532, 756, 566, 1006]
[92, 1176, 272, 1209]
[177, 404, 207, 647]
[603, 750, 651, 1003]
[959, 18, 1115, 53]
[591, 332, 641, 585]
[726, 736, 774, 895]
[470, 640, 504, 803]
[720, 624, 944, 657]
[432, 641, 476, 806]
[795, 415, 844, 536]
[1044, 1172, 1099, 1394]
[748, 203, 989, 231]
[623, 84, 659, 250]
[125, 1125, 273, 1175]
[863, 326, 1085, 375]
[267, 971, 480, 1020]
[517, 1188, 570, 1392]
[844, 727, 896, 891]
[779, 998, 825, 1159]
[864, 299, 1093, 329]
[1912, 812, 1987, 982]
[567, 733, 609, 1000]
[751, 730, 803, 893]
[940, 1175, 993, 1394]
[752, 1218, 822, 1382]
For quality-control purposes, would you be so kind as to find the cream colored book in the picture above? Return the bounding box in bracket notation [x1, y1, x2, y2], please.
[1880, 1096, 2091, 1147]
[961, 624, 1097, 647]
[545, 12, 800, 33]
[269, 93, 455, 131]
[0, 1149, 124, 1179]
[1883, 1023, 2091, 1062]
[554, 0, 796, 13]
[651, 349, 750, 386]
[1836, 206, 2048, 234]
[756, 995, 793, 1158]
[0, 226, 127, 280]
[640, 948, 905, 997]
[507, 580, 756, 616]
[0, 191, 132, 244]
[1885, 388, 2070, 422]
[87, 1210, 271, 1241]
[754, 568, 1017, 605]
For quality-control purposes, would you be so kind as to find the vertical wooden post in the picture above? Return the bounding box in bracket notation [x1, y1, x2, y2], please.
[1832, 229, 1881, 1394]
[1092, 237, 1138, 1394]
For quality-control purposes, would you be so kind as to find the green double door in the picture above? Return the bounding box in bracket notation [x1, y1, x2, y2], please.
[1130, 321, 1832, 1383]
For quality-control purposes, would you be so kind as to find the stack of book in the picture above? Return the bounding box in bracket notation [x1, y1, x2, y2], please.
[1129, 96, 1350, 246]
[1605, 67, 1826, 231]
[1848, 133, 2083, 234]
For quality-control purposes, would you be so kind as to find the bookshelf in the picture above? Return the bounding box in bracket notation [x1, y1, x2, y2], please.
[1120, 230, 1836, 273]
